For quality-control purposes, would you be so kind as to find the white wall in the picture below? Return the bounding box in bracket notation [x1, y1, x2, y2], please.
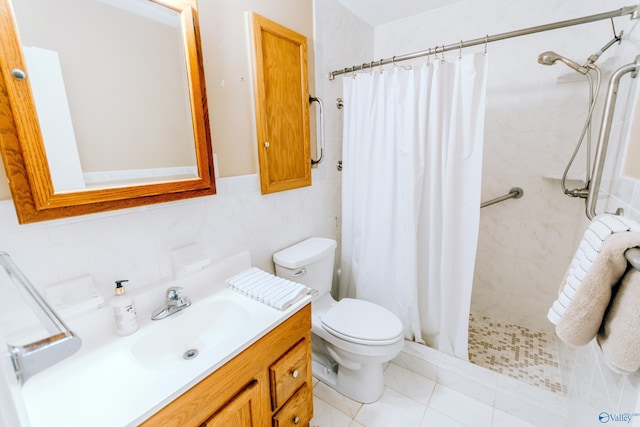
[0, 0, 348, 421]
[0, 0, 343, 315]
[374, 0, 640, 335]
[313, 0, 374, 293]
[0, 173, 340, 307]
[201, 0, 316, 177]
[370, 0, 640, 423]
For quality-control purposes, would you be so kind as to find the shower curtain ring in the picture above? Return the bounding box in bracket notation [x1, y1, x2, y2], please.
[379, 59, 385, 73]
[459, 40, 463, 59]
[484, 35, 489, 55]
[370, 61, 375, 74]
[392, 55, 397, 68]
[441, 44, 446, 63]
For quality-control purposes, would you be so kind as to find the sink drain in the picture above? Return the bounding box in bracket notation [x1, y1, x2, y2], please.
[183, 349, 199, 360]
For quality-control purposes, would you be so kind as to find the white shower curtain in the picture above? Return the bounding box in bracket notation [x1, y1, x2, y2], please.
[340, 53, 488, 360]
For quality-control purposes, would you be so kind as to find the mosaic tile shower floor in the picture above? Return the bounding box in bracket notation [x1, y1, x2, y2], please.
[468, 313, 565, 394]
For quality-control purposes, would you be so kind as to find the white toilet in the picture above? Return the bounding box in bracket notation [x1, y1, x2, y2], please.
[273, 237, 404, 403]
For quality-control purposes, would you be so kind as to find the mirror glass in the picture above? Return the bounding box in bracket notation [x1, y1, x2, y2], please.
[0, 0, 215, 223]
[12, 0, 197, 192]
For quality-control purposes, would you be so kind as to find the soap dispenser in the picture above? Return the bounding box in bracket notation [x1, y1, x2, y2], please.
[110, 279, 138, 336]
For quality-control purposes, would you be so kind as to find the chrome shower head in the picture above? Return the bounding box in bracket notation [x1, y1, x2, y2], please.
[538, 51, 589, 75]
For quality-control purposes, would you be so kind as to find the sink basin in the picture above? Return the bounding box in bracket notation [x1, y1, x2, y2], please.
[130, 295, 249, 370]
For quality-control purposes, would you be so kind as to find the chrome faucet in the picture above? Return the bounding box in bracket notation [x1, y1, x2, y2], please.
[151, 286, 191, 320]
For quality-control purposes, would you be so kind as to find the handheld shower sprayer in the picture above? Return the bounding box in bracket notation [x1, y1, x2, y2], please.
[537, 33, 623, 75]
[538, 32, 622, 208]
[537, 51, 590, 74]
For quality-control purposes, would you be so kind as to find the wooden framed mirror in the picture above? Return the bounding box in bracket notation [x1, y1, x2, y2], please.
[0, 0, 215, 224]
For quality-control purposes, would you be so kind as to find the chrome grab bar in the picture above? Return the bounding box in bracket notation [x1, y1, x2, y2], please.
[586, 56, 640, 220]
[626, 247, 640, 271]
[309, 95, 325, 165]
[0, 252, 81, 384]
[480, 187, 524, 209]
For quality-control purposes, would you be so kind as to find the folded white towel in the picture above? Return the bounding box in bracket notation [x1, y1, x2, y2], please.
[565, 274, 581, 292]
[562, 282, 577, 298]
[547, 307, 562, 324]
[601, 214, 640, 233]
[578, 242, 600, 262]
[590, 220, 615, 240]
[226, 267, 311, 310]
[584, 229, 606, 253]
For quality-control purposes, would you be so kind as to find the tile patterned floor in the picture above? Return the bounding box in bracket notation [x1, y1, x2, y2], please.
[468, 313, 565, 394]
[309, 361, 538, 427]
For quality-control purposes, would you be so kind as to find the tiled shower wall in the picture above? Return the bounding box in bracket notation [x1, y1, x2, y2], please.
[374, 0, 640, 334]
[369, 0, 640, 422]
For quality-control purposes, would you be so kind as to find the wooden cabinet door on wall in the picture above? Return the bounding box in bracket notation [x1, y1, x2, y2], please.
[249, 12, 311, 194]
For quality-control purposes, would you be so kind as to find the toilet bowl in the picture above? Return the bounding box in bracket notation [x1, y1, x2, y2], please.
[273, 237, 404, 403]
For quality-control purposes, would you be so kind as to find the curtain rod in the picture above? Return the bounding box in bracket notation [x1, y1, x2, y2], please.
[328, 5, 640, 80]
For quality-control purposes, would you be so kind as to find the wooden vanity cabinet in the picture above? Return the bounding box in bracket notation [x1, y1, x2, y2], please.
[140, 303, 313, 427]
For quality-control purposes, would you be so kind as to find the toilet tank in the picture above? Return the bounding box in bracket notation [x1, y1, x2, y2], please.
[273, 238, 337, 295]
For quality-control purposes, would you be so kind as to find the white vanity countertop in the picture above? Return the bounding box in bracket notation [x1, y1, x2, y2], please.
[18, 252, 312, 427]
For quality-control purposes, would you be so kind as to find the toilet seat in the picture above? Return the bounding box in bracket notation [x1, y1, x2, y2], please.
[320, 298, 403, 346]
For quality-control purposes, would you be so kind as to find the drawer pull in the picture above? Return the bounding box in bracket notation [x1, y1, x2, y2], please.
[293, 416, 300, 424]
[291, 369, 299, 378]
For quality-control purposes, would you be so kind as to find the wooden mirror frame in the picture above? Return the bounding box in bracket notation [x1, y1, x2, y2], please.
[0, 0, 215, 224]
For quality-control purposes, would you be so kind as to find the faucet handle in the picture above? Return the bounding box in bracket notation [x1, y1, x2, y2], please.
[166, 286, 183, 300]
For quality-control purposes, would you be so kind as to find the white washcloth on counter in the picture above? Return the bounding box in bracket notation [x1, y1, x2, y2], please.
[548, 214, 640, 325]
[226, 267, 310, 310]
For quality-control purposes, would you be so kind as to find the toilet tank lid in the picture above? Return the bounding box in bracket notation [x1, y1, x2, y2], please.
[273, 238, 337, 269]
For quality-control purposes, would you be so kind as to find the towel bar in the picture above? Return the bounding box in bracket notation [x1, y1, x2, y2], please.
[625, 247, 640, 271]
[0, 252, 81, 384]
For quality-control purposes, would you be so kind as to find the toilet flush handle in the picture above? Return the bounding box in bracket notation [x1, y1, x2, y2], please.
[293, 268, 307, 277]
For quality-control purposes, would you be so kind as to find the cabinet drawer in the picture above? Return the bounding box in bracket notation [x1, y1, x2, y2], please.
[269, 339, 308, 410]
[272, 383, 311, 427]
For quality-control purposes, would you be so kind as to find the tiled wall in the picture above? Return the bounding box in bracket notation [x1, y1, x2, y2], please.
[374, 0, 640, 334]
[367, 0, 640, 422]
[561, 341, 640, 426]
[0, 172, 340, 304]
[4, 0, 640, 422]
[0, 0, 346, 304]
[562, 12, 640, 423]
[313, 0, 374, 295]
